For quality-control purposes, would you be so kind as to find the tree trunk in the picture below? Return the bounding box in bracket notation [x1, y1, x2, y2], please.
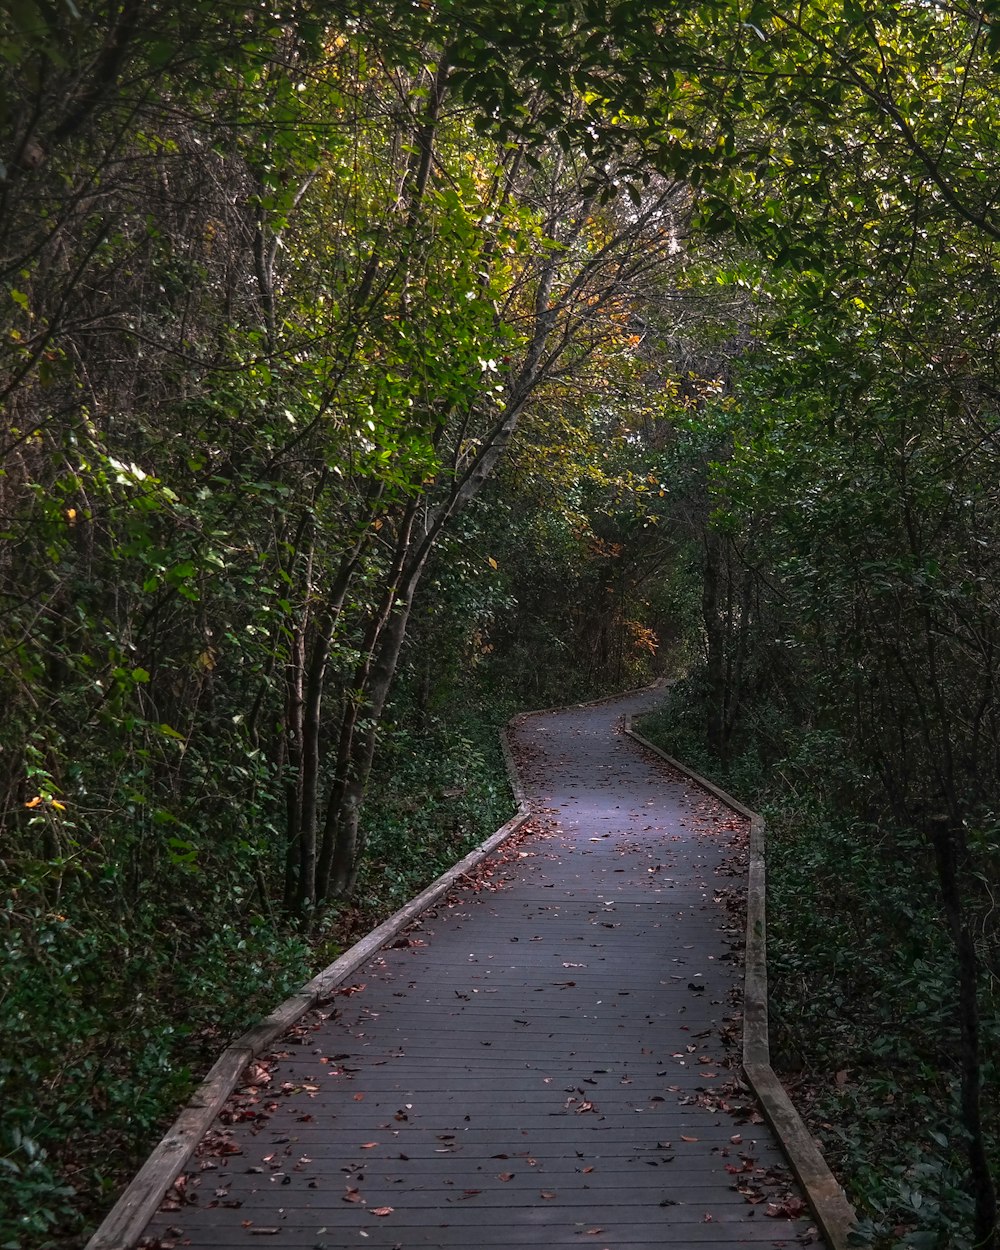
[282, 623, 305, 913]
[320, 590, 414, 900]
[702, 528, 727, 761]
[927, 815, 998, 1250]
[294, 547, 366, 915]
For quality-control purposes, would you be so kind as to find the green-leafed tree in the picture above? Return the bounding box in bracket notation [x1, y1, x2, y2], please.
[664, 3, 1000, 1244]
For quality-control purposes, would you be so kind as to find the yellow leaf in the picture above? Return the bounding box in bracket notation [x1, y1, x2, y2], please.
[50, 800, 66, 811]
[488, 556, 498, 570]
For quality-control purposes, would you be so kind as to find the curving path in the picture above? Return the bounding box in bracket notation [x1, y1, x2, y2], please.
[140, 688, 819, 1249]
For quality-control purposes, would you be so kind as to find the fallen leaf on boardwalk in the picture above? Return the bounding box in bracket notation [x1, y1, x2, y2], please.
[680, 1135, 698, 1142]
[766, 1196, 807, 1218]
[372, 1206, 394, 1217]
[498, 1172, 514, 1181]
[541, 1191, 557, 1199]
[703, 1213, 714, 1222]
[353, 1093, 365, 1101]
[360, 1142, 378, 1149]
[583, 1229, 605, 1236]
[343, 1189, 362, 1203]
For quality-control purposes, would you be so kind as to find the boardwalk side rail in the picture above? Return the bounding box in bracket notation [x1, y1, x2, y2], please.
[623, 713, 858, 1250]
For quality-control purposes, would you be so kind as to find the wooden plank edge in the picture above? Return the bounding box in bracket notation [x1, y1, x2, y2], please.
[85, 728, 532, 1250]
[622, 718, 756, 820]
[622, 715, 857, 1250]
[500, 722, 528, 807]
[745, 1061, 859, 1250]
[744, 830, 770, 1067]
[300, 806, 531, 1001]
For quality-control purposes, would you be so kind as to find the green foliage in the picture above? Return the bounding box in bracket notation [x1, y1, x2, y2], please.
[359, 710, 514, 911]
[0, 884, 312, 1246]
[0, 1126, 75, 1249]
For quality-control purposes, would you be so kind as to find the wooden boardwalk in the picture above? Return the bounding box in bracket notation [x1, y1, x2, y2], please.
[141, 688, 819, 1249]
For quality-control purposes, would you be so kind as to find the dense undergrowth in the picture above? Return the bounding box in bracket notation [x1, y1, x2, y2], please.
[637, 682, 1000, 1250]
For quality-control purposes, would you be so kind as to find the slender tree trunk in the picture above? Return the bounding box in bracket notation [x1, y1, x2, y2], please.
[282, 622, 305, 912]
[295, 547, 366, 915]
[321, 590, 415, 899]
[702, 528, 727, 761]
[325, 595, 415, 900]
[724, 566, 754, 747]
[311, 505, 421, 902]
[927, 815, 998, 1250]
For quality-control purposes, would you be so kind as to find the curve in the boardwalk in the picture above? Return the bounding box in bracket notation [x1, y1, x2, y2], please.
[138, 687, 822, 1248]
